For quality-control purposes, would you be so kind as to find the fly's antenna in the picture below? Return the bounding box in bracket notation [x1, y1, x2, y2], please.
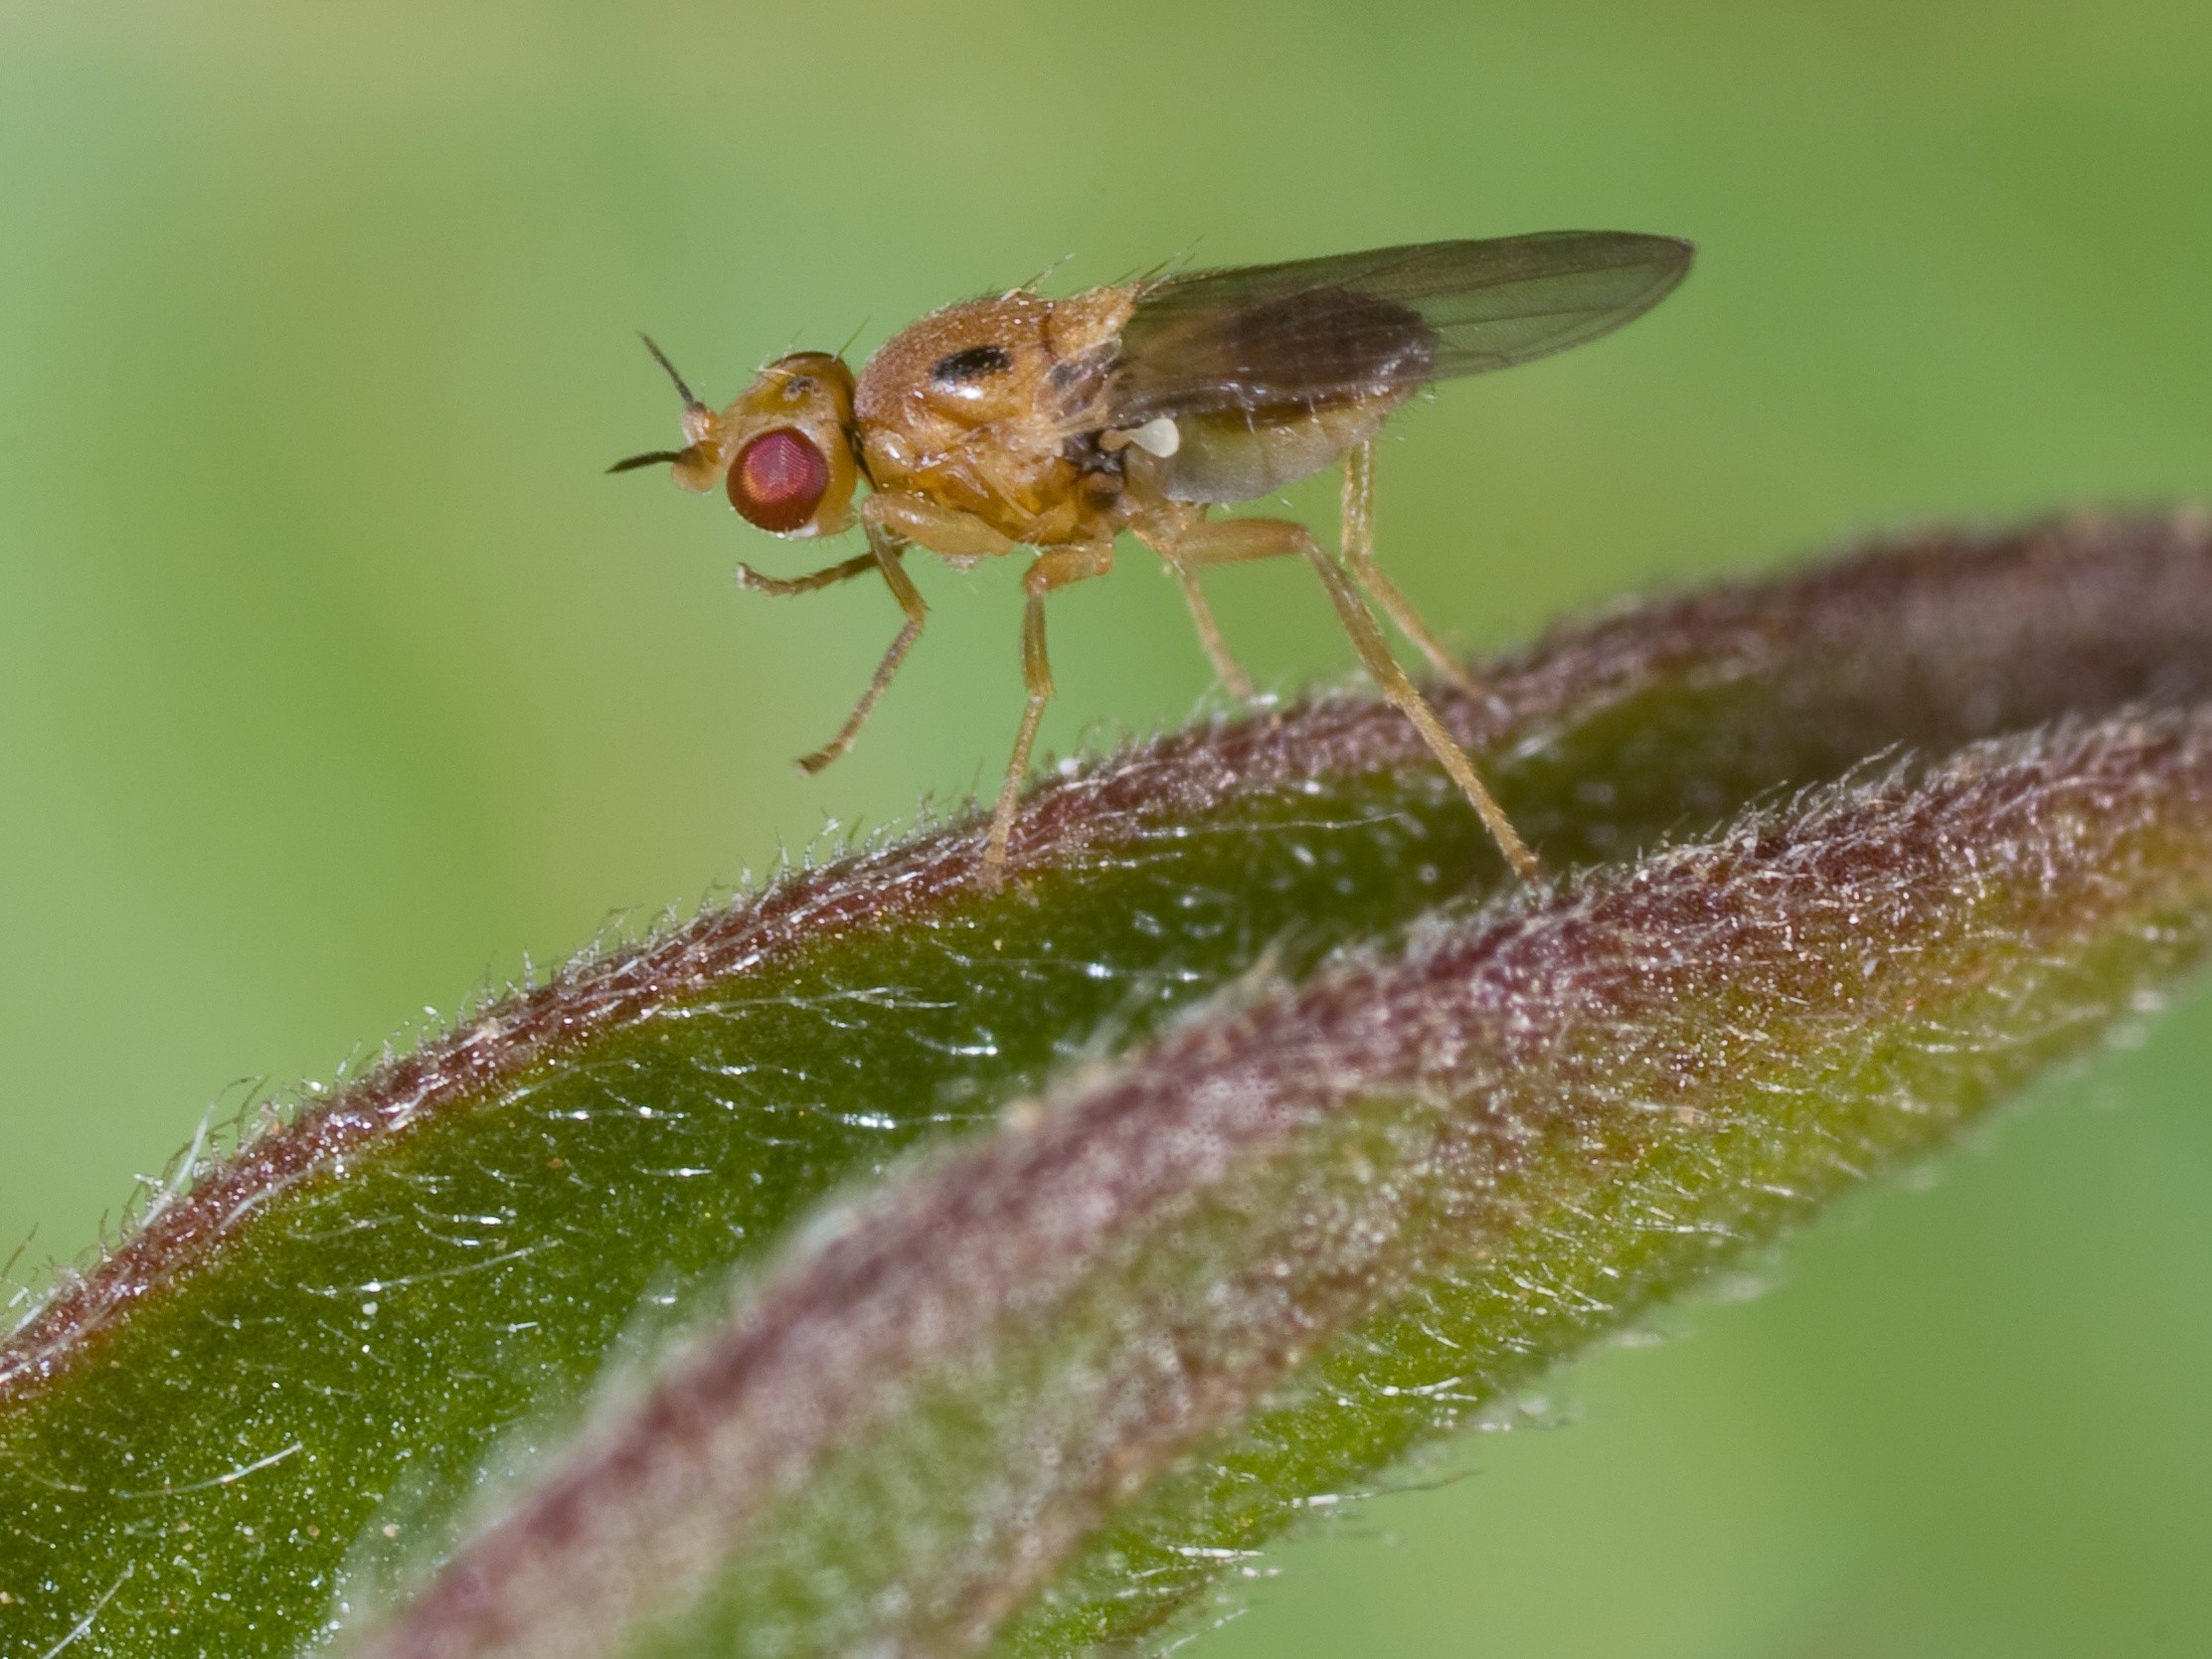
[638, 332, 706, 412]
[606, 448, 693, 474]
[609, 333, 709, 473]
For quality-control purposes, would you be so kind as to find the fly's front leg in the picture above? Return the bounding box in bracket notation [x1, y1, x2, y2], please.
[732, 548, 880, 597]
[792, 494, 1016, 775]
[866, 490, 1017, 561]
[1340, 440, 1483, 700]
[985, 541, 1114, 880]
[793, 521, 930, 774]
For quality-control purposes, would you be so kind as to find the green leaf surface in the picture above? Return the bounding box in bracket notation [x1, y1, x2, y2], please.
[4, 513, 2210, 1658]
[373, 708, 2212, 1659]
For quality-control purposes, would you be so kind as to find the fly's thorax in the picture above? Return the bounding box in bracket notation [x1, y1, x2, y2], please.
[856, 293, 1048, 435]
[852, 284, 1137, 540]
[853, 285, 1134, 432]
[699, 353, 861, 538]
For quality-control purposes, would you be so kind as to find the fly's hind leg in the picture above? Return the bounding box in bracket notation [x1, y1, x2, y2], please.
[1306, 527, 1541, 880]
[1133, 508, 1312, 700]
[1148, 509, 1540, 882]
[1339, 439, 1483, 701]
[985, 540, 1114, 879]
[1166, 563, 1253, 699]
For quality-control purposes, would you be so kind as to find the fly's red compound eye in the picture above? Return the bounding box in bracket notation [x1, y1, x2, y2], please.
[729, 427, 830, 533]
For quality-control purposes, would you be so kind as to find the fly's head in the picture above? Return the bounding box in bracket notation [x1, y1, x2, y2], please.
[715, 353, 860, 537]
[611, 341, 860, 539]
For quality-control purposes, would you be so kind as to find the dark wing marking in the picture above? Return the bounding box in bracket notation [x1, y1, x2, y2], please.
[1110, 232, 1693, 423]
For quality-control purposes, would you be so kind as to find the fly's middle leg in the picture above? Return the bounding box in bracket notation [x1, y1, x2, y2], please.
[984, 541, 1114, 879]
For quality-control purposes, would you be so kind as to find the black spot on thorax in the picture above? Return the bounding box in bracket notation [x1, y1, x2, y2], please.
[931, 344, 1014, 384]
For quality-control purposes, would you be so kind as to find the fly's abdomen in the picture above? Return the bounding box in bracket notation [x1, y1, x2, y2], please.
[1149, 395, 1404, 504]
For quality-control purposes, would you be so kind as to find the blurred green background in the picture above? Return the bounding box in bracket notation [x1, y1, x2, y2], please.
[2, 1, 2207, 1653]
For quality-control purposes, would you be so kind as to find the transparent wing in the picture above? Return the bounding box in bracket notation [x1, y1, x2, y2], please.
[1111, 232, 1693, 423]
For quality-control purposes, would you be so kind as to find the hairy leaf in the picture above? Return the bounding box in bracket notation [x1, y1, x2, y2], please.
[1, 512, 2208, 1658]
[364, 711, 2212, 1659]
